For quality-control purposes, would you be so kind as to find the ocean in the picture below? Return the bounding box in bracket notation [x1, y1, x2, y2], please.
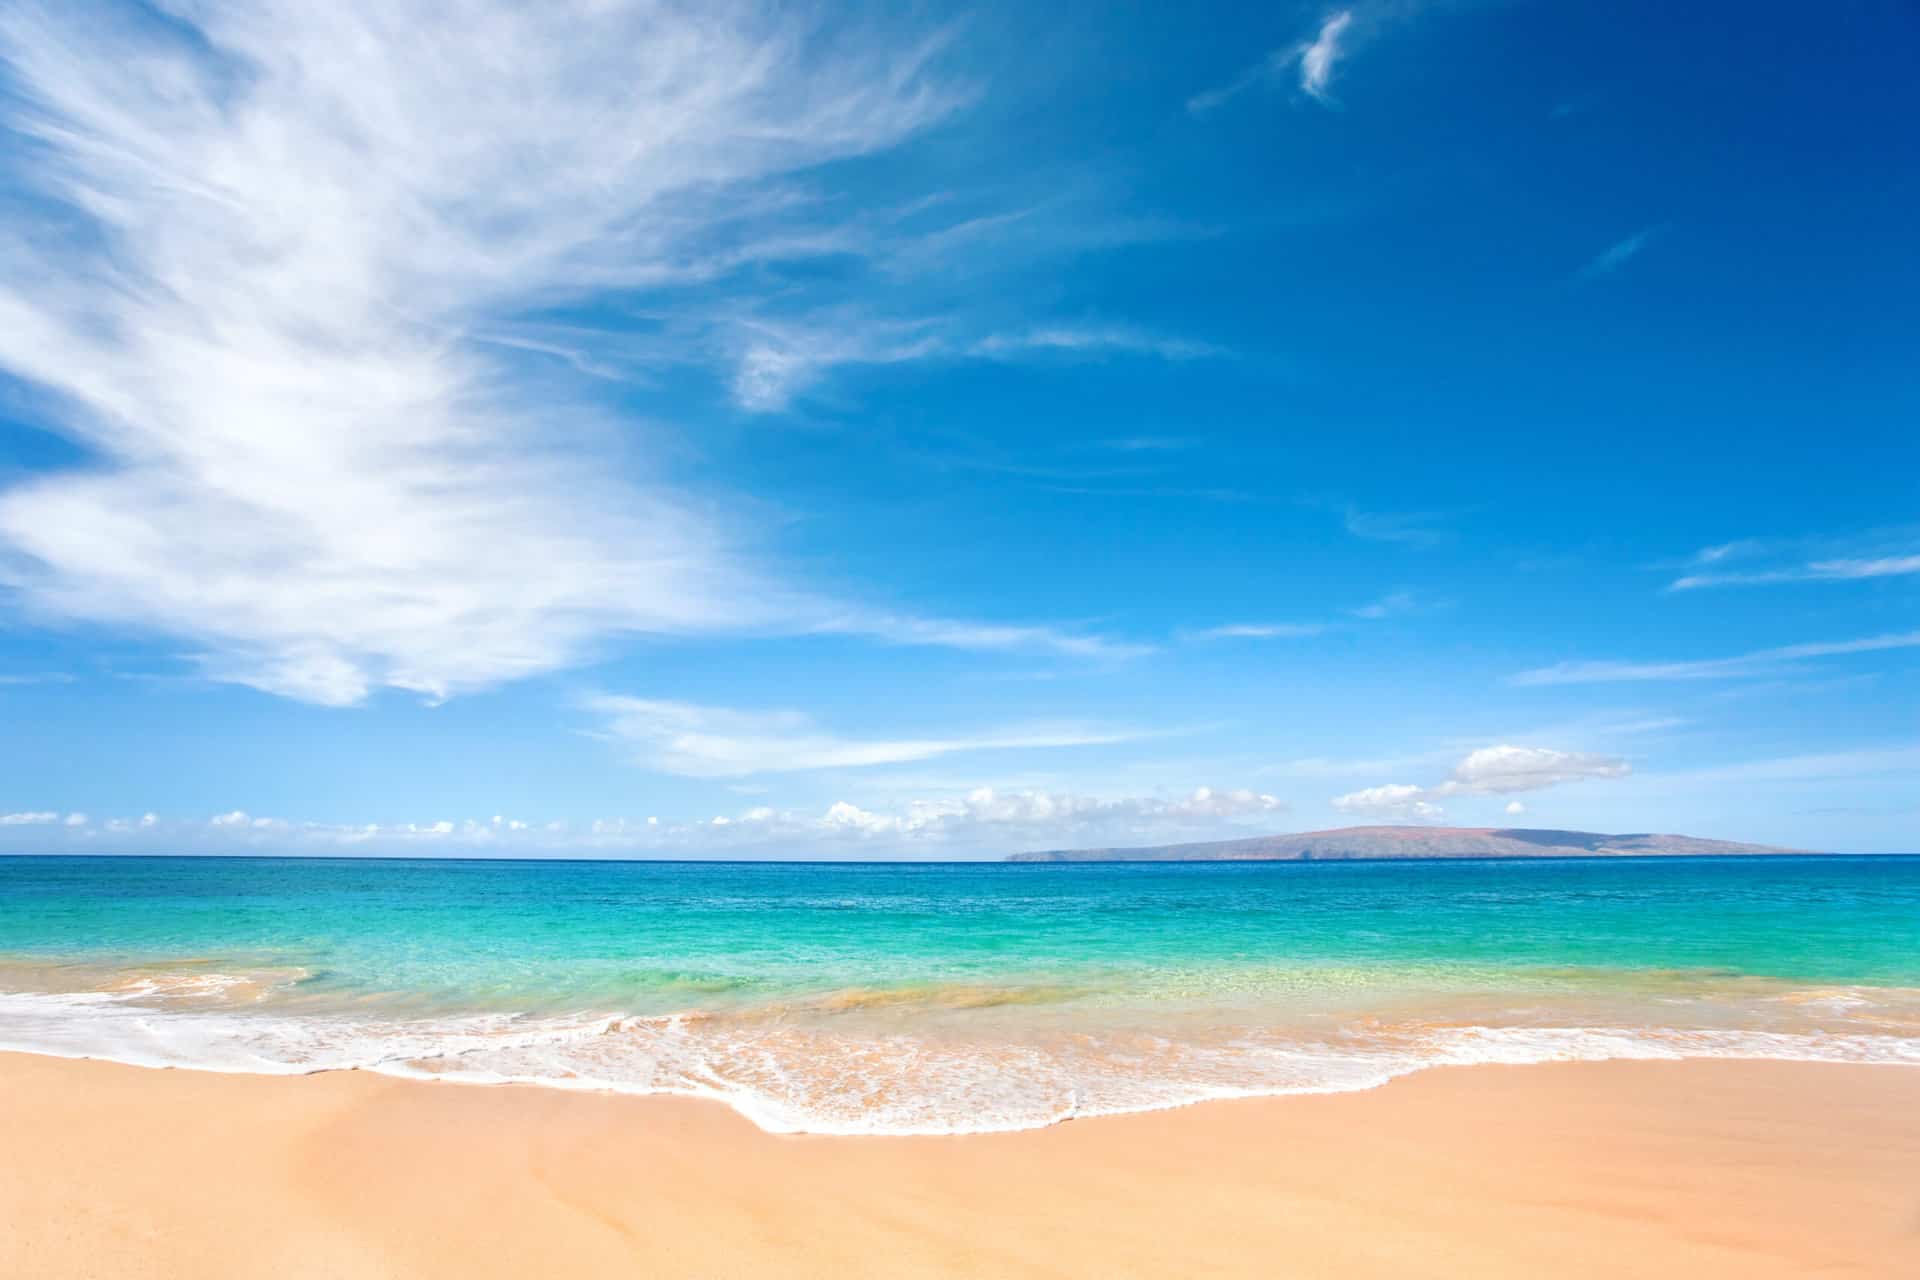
[2, 854, 1916, 1134]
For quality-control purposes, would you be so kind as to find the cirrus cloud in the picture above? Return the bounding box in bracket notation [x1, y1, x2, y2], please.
[0, 1, 1140, 707]
[585, 696, 1151, 778]
[1510, 631, 1920, 687]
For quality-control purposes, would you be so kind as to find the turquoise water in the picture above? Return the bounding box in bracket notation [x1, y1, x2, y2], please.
[3, 855, 1917, 1132]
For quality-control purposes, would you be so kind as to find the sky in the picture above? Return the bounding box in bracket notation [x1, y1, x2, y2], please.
[0, 0, 1915, 858]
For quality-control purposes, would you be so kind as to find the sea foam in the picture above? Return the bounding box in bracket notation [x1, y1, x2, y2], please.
[2, 983, 1915, 1136]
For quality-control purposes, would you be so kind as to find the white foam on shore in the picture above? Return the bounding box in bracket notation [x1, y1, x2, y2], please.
[2, 985, 1917, 1135]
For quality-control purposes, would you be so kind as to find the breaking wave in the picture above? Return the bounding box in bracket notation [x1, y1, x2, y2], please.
[1, 969, 1915, 1135]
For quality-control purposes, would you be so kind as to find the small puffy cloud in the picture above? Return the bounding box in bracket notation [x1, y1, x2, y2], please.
[63, 812, 88, 827]
[824, 800, 896, 834]
[1505, 800, 1526, 816]
[210, 810, 253, 827]
[1174, 786, 1284, 818]
[1332, 784, 1445, 821]
[1331, 744, 1630, 822]
[1435, 745, 1630, 796]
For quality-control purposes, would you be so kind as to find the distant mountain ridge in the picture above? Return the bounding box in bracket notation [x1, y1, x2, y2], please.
[1006, 825, 1809, 863]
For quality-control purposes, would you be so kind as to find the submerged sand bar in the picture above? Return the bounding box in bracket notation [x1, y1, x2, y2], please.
[1, 1053, 1914, 1278]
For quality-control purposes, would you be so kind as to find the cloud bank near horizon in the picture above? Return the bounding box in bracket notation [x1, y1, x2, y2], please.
[0, 783, 1287, 858]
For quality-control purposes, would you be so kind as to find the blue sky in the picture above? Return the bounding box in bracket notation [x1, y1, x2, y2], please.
[0, 0, 1914, 857]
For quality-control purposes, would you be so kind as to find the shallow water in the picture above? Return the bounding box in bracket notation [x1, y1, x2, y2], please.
[2, 855, 1916, 1133]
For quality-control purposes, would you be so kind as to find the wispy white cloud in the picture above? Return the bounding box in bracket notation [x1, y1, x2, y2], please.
[1662, 531, 1920, 590]
[1577, 226, 1659, 280]
[0, 2, 1141, 705]
[0, 672, 74, 686]
[1194, 588, 1417, 642]
[1510, 631, 1920, 686]
[729, 316, 945, 412]
[1298, 10, 1356, 101]
[1671, 552, 1920, 591]
[1188, 9, 1357, 115]
[584, 697, 1148, 778]
[726, 320, 1221, 413]
[821, 614, 1154, 662]
[1339, 505, 1450, 547]
[1185, 56, 1289, 117]
[969, 327, 1224, 361]
[1627, 743, 1920, 790]
[1689, 539, 1767, 565]
[1095, 436, 1197, 453]
[0, 811, 59, 825]
[1349, 589, 1418, 620]
[1193, 622, 1328, 640]
[1796, 554, 1920, 580]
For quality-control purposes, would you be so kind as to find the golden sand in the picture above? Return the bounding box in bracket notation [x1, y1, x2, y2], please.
[1, 1052, 1915, 1277]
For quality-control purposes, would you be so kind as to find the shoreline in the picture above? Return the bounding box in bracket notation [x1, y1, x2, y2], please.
[5, 1011, 1918, 1136]
[4, 1052, 1916, 1277]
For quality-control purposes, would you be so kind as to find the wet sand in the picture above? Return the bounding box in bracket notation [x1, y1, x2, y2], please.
[1, 1052, 1915, 1277]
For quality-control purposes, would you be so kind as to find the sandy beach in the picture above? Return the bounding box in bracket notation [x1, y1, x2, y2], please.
[1, 1053, 1914, 1278]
